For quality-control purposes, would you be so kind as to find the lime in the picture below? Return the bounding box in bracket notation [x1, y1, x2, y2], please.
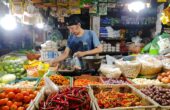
[16, 72, 21, 76]
[19, 68, 25, 73]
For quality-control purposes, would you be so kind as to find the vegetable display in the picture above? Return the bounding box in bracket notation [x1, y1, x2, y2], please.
[102, 77, 131, 84]
[0, 74, 16, 84]
[39, 87, 91, 110]
[157, 71, 170, 83]
[0, 88, 37, 110]
[74, 79, 102, 86]
[132, 78, 162, 85]
[38, 74, 70, 88]
[141, 85, 170, 106]
[95, 89, 143, 108]
[1, 56, 26, 79]
[5, 81, 37, 88]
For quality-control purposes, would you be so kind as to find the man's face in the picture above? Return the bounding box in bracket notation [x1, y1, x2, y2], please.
[67, 24, 80, 36]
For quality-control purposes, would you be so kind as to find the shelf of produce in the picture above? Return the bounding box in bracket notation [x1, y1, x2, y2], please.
[73, 75, 103, 87]
[132, 85, 170, 109]
[100, 24, 155, 29]
[90, 84, 158, 110]
[32, 86, 92, 110]
[99, 37, 121, 41]
[100, 76, 133, 84]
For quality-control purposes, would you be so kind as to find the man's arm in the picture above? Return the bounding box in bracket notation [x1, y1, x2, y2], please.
[75, 45, 103, 57]
[50, 47, 70, 66]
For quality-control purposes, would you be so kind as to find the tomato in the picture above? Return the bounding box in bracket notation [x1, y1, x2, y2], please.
[15, 93, 23, 101]
[13, 89, 21, 94]
[29, 94, 35, 99]
[8, 92, 15, 99]
[3, 88, 13, 94]
[0, 93, 6, 99]
[2, 106, 9, 110]
[21, 91, 29, 96]
[0, 98, 8, 105]
[6, 101, 13, 107]
[23, 104, 29, 109]
[13, 102, 22, 107]
[27, 90, 33, 94]
[33, 91, 38, 95]
[17, 107, 24, 110]
[10, 104, 17, 110]
[23, 96, 31, 103]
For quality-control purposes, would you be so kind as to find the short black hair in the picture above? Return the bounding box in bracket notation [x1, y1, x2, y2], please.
[66, 15, 81, 26]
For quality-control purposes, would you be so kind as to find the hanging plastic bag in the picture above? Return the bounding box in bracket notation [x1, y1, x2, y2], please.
[44, 77, 59, 94]
[142, 33, 170, 55]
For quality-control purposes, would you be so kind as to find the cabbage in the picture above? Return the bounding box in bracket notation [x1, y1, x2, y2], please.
[1, 74, 16, 83]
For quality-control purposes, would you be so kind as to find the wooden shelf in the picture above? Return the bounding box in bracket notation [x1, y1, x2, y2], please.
[99, 51, 128, 55]
[100, 37, 121, 41]
[30, 0, 43, 4]
[100, 24, 156, 29]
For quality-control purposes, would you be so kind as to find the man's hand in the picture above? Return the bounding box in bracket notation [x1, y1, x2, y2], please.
[74, 51, 86, 58]
[49, 60, 59, 67]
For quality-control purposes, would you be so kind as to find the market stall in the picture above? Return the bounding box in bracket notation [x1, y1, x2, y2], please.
[1, 0, 170, 110]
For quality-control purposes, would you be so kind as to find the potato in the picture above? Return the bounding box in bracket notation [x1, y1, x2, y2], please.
[157, 75, 162, 81]
[161, 77, 169, 83]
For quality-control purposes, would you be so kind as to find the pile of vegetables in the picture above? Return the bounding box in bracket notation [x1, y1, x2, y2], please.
[157, 71, 170, 83]
[1, 55, 26, 79]
[5, 81, 37, 88]
[0, 88, 38, 110]
[74, 79, 102, 86]
[102, 77, 131, 84]
[38, 75, 70, 88]
[132, 78, 162, 85]
[95, 89, 143, 108]
[0, 74, 16, 84]
[39, 87, 91, 110]
[24, 60, 49, 78]
[141, 85, 170, 106]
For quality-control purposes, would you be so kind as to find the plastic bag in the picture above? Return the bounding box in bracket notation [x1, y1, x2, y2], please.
[44, 77, 59, 94]
[106, 55, 117, 65]
[115, 59, 141, 78]
[99, 64, 121, 78]
[137, 55, 162, 75]
[161, 58, 170, 72]
[142, 33, 170, 55]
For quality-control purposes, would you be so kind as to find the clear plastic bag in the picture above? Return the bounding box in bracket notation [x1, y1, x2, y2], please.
[44, 77, 59, 94]
[99, 64, 121, 78]
[161, 58, 170, 72]
[115, 59, 141, 78]
[137, 55, 162, 75]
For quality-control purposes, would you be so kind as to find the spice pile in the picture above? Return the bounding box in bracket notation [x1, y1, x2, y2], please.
[95, 89, 143, 108]
[74, 79, 102, 86]
[38, 74, 70, 88]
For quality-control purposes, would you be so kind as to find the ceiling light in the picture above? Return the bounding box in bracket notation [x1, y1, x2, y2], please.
[128, 1, 145, 13]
